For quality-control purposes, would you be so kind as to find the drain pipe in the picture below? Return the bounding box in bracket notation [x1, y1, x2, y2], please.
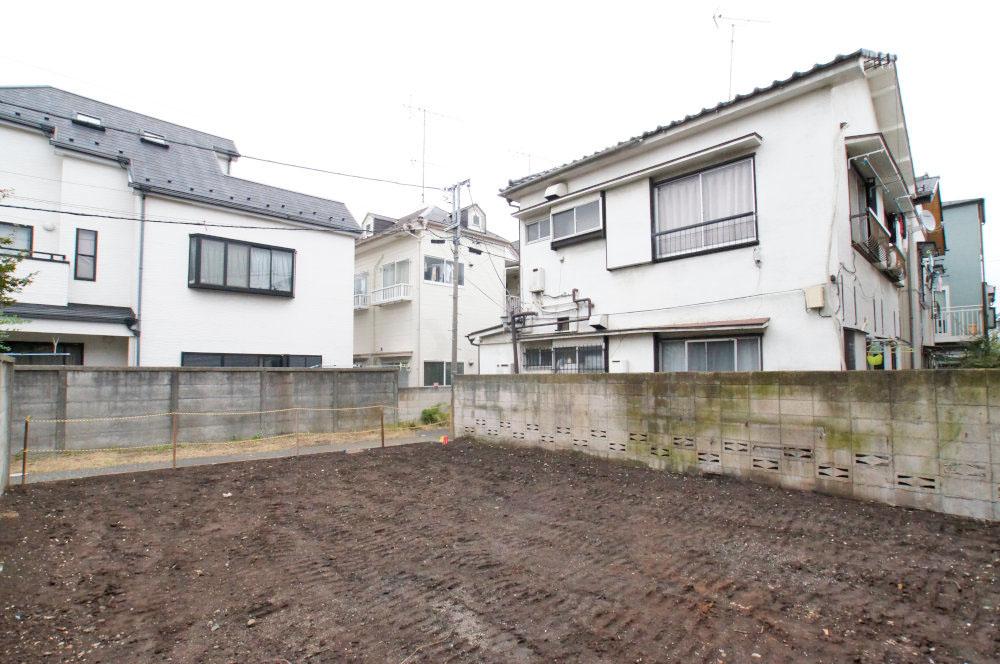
[134, 193, 146, 366]
[905, 210, 923, 369]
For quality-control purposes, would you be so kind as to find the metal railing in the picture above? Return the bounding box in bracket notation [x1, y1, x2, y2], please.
[353, 293, 369, 309]
[934, 305, 984, 342]
[653, 212, 756, 259]
[1, 248, 67, 262]
[372, 283, 412, 305]
[850, 209, 905, 282]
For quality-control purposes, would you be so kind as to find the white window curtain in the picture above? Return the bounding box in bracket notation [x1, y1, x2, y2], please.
[226, 244, 249, 288]
[701, 160, 754, 221]
[200, 238, 225, 285]
[250, 247, 271, 289]
[271, 251, 293, 292]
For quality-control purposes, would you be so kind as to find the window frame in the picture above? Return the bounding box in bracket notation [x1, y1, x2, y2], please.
[423, 255, 465, 286]
[354, 271, 369, 296]
[524, 217, 550, 244]
[656, 335, 762, 372]
[180, 352, 321, 368]
[0, 222, 34, 255]
[423, 360, 463, 386]
[74, 228, 97, 281]
[550, 198, 603, 244]
[379, 258, 410, 288]
[187, 233, 296, 297]
[651, 155, 759, 262]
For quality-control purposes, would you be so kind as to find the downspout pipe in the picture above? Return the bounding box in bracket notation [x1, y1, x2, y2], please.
[134, 193, 146, 366]
[905, 210, 923, 369]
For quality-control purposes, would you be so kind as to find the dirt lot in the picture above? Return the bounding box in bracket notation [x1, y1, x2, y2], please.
[0, 441, 997, 663]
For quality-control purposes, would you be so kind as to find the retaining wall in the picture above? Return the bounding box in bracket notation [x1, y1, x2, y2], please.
[398, 386, 451, 423]
[11, 367, 397, 451]
[454, 371, 1000, 521]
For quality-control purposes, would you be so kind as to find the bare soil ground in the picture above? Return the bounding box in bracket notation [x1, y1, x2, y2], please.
[0, 440, 997, 663]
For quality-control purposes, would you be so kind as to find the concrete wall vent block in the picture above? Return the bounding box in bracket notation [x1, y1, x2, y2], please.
[609, 441, 626, 453]
[512, 431, 525, 440]
[855, 453, 890, 467]
[698, 452, 721, 465]
[629, 432, 648, 442]
[556, 426, 572, 435]
[541, 434, 555, 444]
[463, 426, 475, 435]
[783, 447, 814, 460]
[500, 420, 512, 430]
[487, 428, 499, 437]
[650, 446, 671, 458]
[896, 474, 938, 491]
[526, 423, 539, 432]
[591, 429, 607, 439]
[752, 457, 780, 471]
[941, 462, 988, 479]
[572, 438, 589, 449]
[817, 463, 850, 480]
[723, 440, 749, 454]
[673, 436, 696, 449]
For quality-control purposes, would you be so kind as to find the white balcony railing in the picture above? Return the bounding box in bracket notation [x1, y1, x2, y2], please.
[372, 283, 412, 305]
[353, 293, 369, 309]
[935, 305, 984, 343]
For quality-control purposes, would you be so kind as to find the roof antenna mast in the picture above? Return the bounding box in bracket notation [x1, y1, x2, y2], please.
[712, 11, 770, 100]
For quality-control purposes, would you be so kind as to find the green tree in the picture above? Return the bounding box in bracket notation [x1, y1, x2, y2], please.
[958, 332, 1000, 369]
[0, 189, 33, 351]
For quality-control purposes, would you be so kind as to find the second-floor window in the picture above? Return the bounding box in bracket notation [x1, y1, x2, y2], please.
[525, 217, 550, 243]
[0, 222, 32, 255]
[653, 157, 756, 259]
[424, 256, 464, 285]
[74, 229, 97, 281]
[188, 234, 294, 296]
[552, 200, 601, 240]
[380, 259, 410, 288]
[354, 272, 368, 295]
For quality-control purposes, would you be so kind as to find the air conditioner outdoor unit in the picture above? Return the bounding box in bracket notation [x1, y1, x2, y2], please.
[529, 268, 545, 293]
[588, 314, 608, 330]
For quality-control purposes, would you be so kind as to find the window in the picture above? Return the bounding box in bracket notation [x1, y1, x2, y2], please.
[523, 348, 552, 369]
[551, 200, 601, 240]
[72, 112, 103, 129]
[525, 217, 550, 243]
[354, 272, 368, 296]
[180, 353, 321, 367]
[380, 259, 409, 287]
[74, 229, 97, 281]
[0, 222, 32, 255]
[653, 157, 756, 258]
[423, 360, 463, 386]
[556, 317, 569, 331]
[423, 256, 465, 285]
[657, 336, 761, 372]
[6, 341, 83, 365]
[188, 234, 295, 296]
[554, 345, 603, 373]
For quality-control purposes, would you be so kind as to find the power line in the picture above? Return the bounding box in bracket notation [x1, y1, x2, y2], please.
[0, 203, 334, 232]
[0, 97, 440, 191]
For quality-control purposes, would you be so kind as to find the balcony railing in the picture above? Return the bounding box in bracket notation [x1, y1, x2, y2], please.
[850, 209, 905, 282]
[934, 305, 984, 343]
[372, 283, 412, 305]
[353, 293, 369, 309]
[0, 248, 68, 262]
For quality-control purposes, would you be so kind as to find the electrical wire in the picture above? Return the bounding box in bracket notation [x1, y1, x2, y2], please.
[0, 97, 441, 191]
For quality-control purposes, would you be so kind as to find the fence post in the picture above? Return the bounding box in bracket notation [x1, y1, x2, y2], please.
[20, 416, 30, 486]
[294, 408, 300, 457]
[171, 412, 178, 470]
[380, 406, 385, 448]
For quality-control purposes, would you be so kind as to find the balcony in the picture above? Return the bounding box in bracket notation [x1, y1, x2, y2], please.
[935, 305, 984, 344]
[850, 209, 905, 283]
[353, 293, 369, 310]
[372, 283, 412, 305]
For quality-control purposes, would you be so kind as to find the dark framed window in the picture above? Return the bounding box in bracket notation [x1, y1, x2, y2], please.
[523, 347, 553, 369]
[525, 217, 550, 243]
[188, 234, 295, 296]
[0, 222, 33, 255]
[7, 341, 84, 365]
[180, 352, 321, 367]
[657, 336, 761, 372]
[551, 200, 601, 240]
[74, 229, 97, 280]
[653, 157, 757, 259]
[423, 360, 463, 386]
[423, 256, 465, 285]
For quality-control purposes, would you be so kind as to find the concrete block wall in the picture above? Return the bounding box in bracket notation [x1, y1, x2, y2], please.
[454, 371, 1000, 522]
[398, 386, 451, 423]
[11, 367, 397, 451]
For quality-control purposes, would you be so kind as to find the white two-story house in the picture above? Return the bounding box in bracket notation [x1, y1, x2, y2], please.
[0, 86, 358, 367]
[353, 204, 514, 386]
[475, 50, 937, 373]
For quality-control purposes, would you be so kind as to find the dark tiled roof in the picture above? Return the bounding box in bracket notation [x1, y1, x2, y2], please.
[0, 87, 358, 233]
[4, 302, 136, 326]
[501, 49, 894, 196]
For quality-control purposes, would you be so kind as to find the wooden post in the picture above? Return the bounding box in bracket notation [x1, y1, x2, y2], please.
[20, 416, 30, 486]
[380, 406, 385, 448]
[171, 412, 178, 470]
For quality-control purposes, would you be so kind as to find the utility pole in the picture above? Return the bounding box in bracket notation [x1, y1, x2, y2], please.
[446, 178, 470, 439]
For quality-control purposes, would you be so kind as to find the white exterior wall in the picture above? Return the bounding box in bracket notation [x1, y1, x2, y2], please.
[354, 230, 511, 385]
[0, 119, 355, 367]
[490, 62, 907, 373]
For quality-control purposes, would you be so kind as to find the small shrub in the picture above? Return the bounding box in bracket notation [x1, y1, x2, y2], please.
[420, 405, 447, 425]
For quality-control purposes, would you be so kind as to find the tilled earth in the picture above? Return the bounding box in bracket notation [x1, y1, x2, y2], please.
[0, 440, 997, 663]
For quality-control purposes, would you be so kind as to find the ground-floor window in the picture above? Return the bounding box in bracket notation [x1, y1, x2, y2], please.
[522, 343, 603, 373]
[6, 341, 84, 365]
[181, 353, 321, 368]
[423, 361, 463, 386]
[657, 336, 761, 372]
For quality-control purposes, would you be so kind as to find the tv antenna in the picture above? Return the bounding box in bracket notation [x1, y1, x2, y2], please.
[404, 101, 461, 203]
[712, 12, 770, 100]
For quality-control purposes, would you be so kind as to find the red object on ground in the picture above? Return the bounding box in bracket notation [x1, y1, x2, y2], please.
[439, 435, 448, 445]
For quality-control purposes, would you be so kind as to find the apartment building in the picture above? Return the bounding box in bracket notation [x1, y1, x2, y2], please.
[353, 204, 514, 385]
[474, 50, 939, 373]
[0, 87, 359, 367]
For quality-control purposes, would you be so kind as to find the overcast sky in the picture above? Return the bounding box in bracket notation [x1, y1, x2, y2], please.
[2, 0, 996, 284]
